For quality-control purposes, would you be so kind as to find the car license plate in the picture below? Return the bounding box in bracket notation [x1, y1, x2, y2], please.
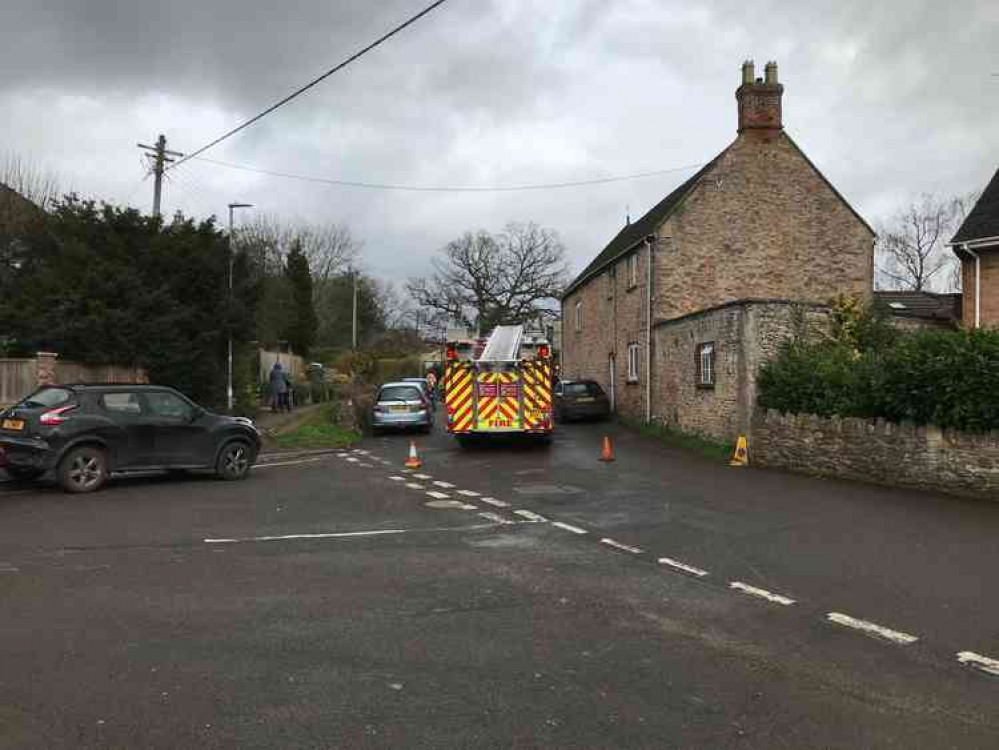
[391, 405, 408, 413]
[1, 419, 24, 431]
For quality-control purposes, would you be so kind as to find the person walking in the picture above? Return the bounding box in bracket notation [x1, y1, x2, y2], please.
[269, 362, 290, 413]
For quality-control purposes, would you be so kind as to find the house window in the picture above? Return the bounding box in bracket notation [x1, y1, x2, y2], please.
[627, 342, 640, 383]
[696, 342, 715, 388]
[574, 300, 582, 332]
[627, 253, 639, 289]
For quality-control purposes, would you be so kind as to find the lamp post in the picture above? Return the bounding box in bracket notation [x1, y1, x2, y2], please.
[227, 202, 253, 413]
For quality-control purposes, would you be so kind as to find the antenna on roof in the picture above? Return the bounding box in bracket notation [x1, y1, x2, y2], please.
[626, 204, 631, 226]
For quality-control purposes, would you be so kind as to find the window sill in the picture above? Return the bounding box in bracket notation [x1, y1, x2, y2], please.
[696, 383, 715, 390]
[626, 284, 638, 292]
[626, 378, 640, 385]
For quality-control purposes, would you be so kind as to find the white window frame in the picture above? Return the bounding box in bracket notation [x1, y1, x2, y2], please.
[574, 300, 582, 332]
[697, 342, 715, 387]
[627, 342, 640, 383]
[627, 253, 639, 288]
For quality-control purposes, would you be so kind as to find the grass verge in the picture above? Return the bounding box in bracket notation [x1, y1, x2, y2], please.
[270, 402, 361, 450]
[621, 417, 735, 462]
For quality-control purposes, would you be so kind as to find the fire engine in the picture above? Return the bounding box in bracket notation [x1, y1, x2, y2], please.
[443, 324, 554, 444]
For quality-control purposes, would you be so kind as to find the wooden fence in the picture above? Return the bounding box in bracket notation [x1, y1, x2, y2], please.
[0, 353, 147, 406]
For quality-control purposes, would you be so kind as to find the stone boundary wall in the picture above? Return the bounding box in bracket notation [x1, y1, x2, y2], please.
[751, 409, 999, 501]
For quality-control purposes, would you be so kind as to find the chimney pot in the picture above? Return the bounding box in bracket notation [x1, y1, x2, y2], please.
[764, 61, 778, 84]
[741, 59, 755, 85]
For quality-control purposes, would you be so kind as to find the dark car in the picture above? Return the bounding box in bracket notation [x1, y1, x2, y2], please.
[554, 380, 611, 422]
[0, 384, 262, 493]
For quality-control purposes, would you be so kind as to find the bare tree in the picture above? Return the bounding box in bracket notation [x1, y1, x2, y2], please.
[236, 215, 360, 278]
[876, 193, 977, 293]
[407, 222, 569, 331]
[1, 153, 62, 210]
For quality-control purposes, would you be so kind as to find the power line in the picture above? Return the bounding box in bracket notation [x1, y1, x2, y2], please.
[170, 0, 448, 170]
[188, 155, 706, 193]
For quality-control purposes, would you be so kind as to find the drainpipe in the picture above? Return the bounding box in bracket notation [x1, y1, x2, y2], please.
[965, 245, 981, 329]
[644, 234, 656, 425]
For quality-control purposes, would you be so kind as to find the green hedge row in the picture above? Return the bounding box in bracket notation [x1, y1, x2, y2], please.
[758, 328, 999, 432]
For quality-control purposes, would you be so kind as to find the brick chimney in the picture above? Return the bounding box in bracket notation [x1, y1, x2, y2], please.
[736, 59, 783, 133]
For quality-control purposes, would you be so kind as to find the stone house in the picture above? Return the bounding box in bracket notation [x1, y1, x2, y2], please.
[950, 166, 999, 328]
[561, 60, 875, 441]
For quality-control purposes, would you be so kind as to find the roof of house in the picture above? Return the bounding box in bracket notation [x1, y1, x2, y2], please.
[873, 290, 962, 323]
[562, 132, 875, 300]
[562, 155, 725, 298]
[951, 166, 999, 245]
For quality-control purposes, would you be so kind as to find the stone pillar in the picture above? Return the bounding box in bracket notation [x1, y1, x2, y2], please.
[35, 352, 59, 387]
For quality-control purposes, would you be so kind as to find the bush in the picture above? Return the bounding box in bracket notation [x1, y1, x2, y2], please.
[759, 327, 999, 432]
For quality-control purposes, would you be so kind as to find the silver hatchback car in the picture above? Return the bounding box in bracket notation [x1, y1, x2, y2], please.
[372, 382, 433, 434]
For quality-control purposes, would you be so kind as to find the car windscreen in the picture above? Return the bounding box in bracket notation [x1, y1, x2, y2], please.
[17, 387, 74, 409]
[378, 386, 423, 402]
[564, 382, 604, 397]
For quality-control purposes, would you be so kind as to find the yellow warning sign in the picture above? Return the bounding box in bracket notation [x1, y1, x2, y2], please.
[730, 435, 749, 467]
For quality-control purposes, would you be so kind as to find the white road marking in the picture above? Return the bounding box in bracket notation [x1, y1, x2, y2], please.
[252, 458, 323, 469]
[514, 509, 549, 523]
[826, 612, 918, 644]
[956, 651, 999, 677]
[551, 521, 587, 535]
[478, 512, 514, 525]
[479, 497, 509, 508]
[426, 491, 450, 499]
[405, 483, 424, 490]
[346, 457, 361, 463]
[730, 582, 795, 606]
[388, 476, 406, 482]
[413, 473, 433, 480]
[433, 481, 455, 488]
[600, 538, 643, 554]
[456, 489, 481, 497]
[658, 557, 709, 577]
[205, 529, 406, 544]
[359, 463, 374, 468]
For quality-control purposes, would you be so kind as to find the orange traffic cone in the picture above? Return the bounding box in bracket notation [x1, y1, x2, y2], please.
[599, 435, 615, 462]
[405, 440, 422, 469]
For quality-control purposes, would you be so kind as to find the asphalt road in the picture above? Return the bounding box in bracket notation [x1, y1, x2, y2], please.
[1, 414, 997, 749]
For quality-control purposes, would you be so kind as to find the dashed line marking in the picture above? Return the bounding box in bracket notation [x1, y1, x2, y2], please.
[600, 538, 643, 554]
[388, 476, 406, 482]
[426, 491, 450, 499]
[205, 529, 406, 544]
[551, 521, 587, 535]
[405, 483, 424, 490]
[456, 489, 480, 497]
[479, 497, 509, 508]
[658, 557, 709, 577]
[346, 457, 361, 463]
[358, 463, 374, 468]
[479, 511, 514, 525]
[826, 612, 918, 645]
[514, 509, 549, 523]
[956, 651, 999, 677]
[413, 473, 432, 480]
[730, 582, 795, 606]
[433, 481, 455, 489]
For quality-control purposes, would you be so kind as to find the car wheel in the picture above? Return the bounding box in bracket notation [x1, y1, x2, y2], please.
[216, 441, 252, 481]
[58, 446, 108, 494]
[5, 466, 44, 481]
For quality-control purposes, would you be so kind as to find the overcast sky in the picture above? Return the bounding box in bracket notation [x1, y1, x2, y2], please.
[2, 0, 997, 285]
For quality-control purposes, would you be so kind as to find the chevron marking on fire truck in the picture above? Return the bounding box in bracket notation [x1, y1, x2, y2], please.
[446, 363, 474, 432]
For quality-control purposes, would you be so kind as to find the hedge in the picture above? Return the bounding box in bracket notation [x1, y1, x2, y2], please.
[758, 328, 999, 433]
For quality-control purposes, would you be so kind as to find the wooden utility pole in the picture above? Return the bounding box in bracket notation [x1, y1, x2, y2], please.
[137, 134, 183, 218]
[351, 268, 359, 350]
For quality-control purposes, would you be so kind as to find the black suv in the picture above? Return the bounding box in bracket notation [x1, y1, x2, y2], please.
[0, 384, 261, 493]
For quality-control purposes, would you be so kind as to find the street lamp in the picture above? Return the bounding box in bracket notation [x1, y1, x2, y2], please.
[227, 202, 253, 413]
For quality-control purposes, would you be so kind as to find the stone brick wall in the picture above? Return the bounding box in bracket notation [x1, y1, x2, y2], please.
[561, 242, 651, 416]
[653, 301, 830, 441]
[654, 131, 873, 322]
[752, 409, 999, 501]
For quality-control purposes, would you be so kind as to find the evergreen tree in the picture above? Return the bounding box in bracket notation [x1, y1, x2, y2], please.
[284, 240, 317, 357]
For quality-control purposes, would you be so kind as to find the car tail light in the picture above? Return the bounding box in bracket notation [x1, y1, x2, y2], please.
[537, 344, 550, 359]
[40, 404, 78, 425]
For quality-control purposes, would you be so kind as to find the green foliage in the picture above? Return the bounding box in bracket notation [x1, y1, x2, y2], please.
[0, 196, 257, 408]
[271, 401, 360, 449]
[284, 240, 317, 357]
[759, 321, 999, 432]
